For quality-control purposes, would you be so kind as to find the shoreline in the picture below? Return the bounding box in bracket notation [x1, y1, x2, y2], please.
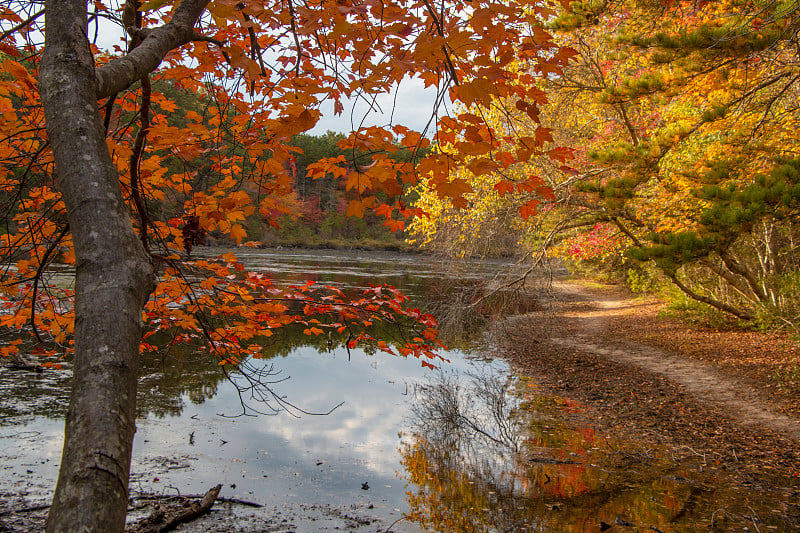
[494, 280, 800, 525]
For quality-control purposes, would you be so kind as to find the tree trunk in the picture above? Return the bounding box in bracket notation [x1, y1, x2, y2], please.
[41, 0, 154, 530]
[668, 271, 754, 321]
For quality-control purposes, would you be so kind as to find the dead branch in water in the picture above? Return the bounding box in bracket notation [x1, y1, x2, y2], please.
[126, 484, 221, 533]
[130, 491, 263, 508]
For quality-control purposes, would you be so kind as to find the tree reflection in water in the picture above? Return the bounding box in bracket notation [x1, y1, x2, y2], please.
[0, 310, 432, 426]
[137, 315, 427, 419]
[0, 250, 517, 425]
[401, 370, 789, 532]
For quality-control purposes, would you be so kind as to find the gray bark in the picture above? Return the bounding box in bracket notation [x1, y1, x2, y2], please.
[700, 257, 761, 304]
[719, 248, 767, 302]
[668, 272, 754, 321]
[38, 0, 206, 530]
[41, 0, 154, 530]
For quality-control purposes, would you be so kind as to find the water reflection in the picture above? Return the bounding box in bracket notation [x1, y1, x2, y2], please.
[134, 248, 525, 421]
[225, 248, 532, 351]
[0, 249, 518, 425]
[0, 340, 226, 424]
[0, 249, 523, 529]
[2, 249, 795, 530]
[0, 366, 71, 425]
[402, 371, 794, 532]
[137, 346, 224, 419]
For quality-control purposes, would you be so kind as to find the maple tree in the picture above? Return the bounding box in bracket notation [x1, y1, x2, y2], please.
[0, 0, 570, 530]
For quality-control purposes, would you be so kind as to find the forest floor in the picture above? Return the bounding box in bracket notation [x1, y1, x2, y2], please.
[496, 279, 800, 528]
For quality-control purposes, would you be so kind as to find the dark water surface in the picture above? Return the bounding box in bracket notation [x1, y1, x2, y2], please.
[0, 249, 796, 531]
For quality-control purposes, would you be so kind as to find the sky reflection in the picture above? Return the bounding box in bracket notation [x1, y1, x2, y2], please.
[128, 346, 499, 516]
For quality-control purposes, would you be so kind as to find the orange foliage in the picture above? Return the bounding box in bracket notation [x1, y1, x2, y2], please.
[0, 0, 570, 366]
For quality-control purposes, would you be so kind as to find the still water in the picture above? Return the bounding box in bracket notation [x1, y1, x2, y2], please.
[0, 249, 511, 530]
[0, 249, 796, 531]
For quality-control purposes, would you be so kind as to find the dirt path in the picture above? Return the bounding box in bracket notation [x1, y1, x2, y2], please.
[549, 281, 800, 443]
[497, 279, 800, 485]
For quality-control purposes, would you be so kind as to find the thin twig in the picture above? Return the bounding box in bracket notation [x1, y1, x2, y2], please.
[381, 516, 405, 533]
[0, 9, 45, 42]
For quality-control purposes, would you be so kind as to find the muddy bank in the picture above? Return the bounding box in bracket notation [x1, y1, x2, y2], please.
[495, 280, 800, 528]
[0, 493, 407, 532]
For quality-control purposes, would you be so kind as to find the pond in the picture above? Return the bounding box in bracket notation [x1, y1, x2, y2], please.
[0, 249, 795, 531]
[0, 249, 512, 530]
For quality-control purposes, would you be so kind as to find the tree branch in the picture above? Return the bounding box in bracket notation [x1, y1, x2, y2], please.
[284, 0, 302, 76]
[95, 0, 210, 99]
[421, 0, 459, 85]
[127, 484, 222, 533]
[668, 271, 754, 320]
[700, 257, 761, 303]
[29, 223, 70, 342]
[129, 75, 151, 251]
[718, 248, 767, 301]
[0, 9, 45, 42]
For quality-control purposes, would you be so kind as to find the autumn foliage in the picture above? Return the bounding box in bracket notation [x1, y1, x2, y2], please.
[410, 0, 800, 326]
[0, 0, 579, 369]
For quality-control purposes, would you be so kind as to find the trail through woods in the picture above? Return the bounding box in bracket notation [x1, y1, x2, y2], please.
[549, 282, 800, 442]
[499, 280, 800, 480]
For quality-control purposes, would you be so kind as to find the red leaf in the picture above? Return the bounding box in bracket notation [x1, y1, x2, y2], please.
[519, 199, 540, 221]
[535, 127, 554, 146]
[494, 180, 515, 198]
[548, 146, 574, 163]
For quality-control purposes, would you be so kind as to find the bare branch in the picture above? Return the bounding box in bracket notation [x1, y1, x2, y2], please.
[129, 75, 151, 251]
[28, 223, 70, 342]
[668, 271, 754, 320]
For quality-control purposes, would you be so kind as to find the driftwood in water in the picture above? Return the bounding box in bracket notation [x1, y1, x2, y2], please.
[0, 503, 50, 516]
[2, 354, 43, 373]
[527, 456, 579, 465]
[131, 492, 263, 508]
[126, 484, 221, 533]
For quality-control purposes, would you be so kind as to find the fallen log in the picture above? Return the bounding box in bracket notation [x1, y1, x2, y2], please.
[2, 354, 43, 373]
[131, 491, 263, 508]
[126, 484, 222, 533]
[0, 503, 50, 516]
[528, 456, 579, 465]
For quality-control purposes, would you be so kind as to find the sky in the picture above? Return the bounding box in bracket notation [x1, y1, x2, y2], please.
[0, 1, 447, 138]
[309, 78, 447, 136]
